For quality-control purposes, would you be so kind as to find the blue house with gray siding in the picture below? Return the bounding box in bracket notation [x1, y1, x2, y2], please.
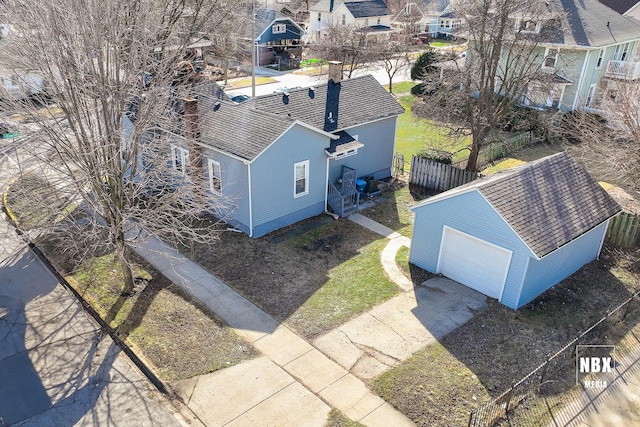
[409, 153, 621, 309]
[167, 63, 404, 238]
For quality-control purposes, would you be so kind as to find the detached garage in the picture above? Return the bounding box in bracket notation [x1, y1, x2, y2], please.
[409, 153, 621, 309]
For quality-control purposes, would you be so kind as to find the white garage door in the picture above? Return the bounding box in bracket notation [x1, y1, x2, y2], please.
[437, 227, 512, 299]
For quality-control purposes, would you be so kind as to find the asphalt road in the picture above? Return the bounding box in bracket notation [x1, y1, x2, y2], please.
[0, 142, 182, 426]
[225, 62, 412, 98]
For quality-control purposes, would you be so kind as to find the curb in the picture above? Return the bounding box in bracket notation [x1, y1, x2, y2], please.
[2, 181, 173, 398]
[2, 179, 21, 229]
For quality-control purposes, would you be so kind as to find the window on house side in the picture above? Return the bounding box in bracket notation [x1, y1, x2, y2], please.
[294, 160, 309, 197]
[596, 49, 605, 69]
[273, 24, 286, 34]
[342, 14, 346, 25]
[318, 13, 321, 22]
[377, 17, 381, 25]
[208, 159, 221, 193]
[171, 144, 190, 176]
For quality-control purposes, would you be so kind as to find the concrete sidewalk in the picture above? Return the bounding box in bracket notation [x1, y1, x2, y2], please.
[1, 147, 182, 426]
[132, 236, 415, 427]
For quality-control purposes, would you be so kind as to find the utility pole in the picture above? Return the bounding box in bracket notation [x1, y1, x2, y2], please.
[251, 0, 256, 98]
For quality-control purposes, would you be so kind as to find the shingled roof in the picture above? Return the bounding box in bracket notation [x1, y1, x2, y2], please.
[251, 74, 404, 131]
[343, 0, 391, 18]
[414, 152, 621, 258]
[193, 75, 403, 161]
[542, 0, 640, 47]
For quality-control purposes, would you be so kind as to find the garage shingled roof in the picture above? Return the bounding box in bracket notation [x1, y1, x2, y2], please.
[413, 152, 622, 258]
[481, 153, 621, 257]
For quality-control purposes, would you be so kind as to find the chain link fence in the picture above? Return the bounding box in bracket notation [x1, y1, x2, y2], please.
[469, 291, 640, 426]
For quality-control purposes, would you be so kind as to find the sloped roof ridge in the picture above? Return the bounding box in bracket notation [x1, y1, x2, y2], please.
[477, 151, 621, 257]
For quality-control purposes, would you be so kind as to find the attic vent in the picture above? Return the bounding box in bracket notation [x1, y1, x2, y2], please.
[213, 101, 221, 111]
[308, 87, 315, 99]
[282, 92, 290, 105]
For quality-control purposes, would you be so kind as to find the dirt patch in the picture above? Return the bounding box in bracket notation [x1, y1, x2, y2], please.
[188, 216, 399, 339]
[373, 247, 640, 426]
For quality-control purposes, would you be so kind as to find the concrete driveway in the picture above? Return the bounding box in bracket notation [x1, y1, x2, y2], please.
[314, 277, 487, 380]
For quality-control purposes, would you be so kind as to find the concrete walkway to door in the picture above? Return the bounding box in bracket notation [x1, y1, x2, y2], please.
[129, 212, 486, 426]
[131, 234, 415, 427]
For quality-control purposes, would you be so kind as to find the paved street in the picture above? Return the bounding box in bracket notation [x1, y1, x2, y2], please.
[0, 146, 182, 426]
[225, 62, 412, 98]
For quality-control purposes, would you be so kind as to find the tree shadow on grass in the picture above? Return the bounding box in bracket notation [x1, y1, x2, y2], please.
[437, 254, 639, 397]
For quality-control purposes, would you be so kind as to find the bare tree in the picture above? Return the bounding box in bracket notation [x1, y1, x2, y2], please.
[414, 0, 561, 171]
[560, 82, 640, 194]
[372, 37, 413, 93]
[308, 23, 374, 78]
[0, 0, 235, 295]
[205, 1, 252, 85]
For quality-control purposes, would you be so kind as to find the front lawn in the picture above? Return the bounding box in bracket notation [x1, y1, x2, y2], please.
[4, 175, 257, 382]
[188, 218, 402, 339]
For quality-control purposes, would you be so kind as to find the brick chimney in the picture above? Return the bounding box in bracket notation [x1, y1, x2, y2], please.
[184, 97, 199, 139]
[183, 97, 203, 184]
[328, 61, 343, 84]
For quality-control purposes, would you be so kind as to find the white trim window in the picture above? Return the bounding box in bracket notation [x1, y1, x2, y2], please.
[272, 23, 286, 34]
[294, 160, 309, 197]
[586, 83, 597, 107]
[596, 48, 605, 69]
[543, 48, 559, 69]
[516, 19, 541, 34]
[613, 42, 631, 61]
[334, 148, 358, 159]
[208, 159, 221, 193]
[171, 144, 190, 176]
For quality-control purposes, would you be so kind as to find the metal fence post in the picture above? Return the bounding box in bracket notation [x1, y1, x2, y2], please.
[505, 380, 516, 419]
[538, 358, 550, 393]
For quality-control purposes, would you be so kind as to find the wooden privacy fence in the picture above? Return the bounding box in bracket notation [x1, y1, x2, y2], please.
[606, 212, 640, 248]
[409, 156, 478, 192]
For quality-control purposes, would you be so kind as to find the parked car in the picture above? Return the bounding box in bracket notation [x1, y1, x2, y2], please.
[230, 94, 251, 103]
[0, 122, 18, 138]
[273, 86, 301, 93]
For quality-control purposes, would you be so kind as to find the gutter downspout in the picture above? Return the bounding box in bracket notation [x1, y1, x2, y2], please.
[596, 217, 613, 259]
[573, 50, 591, 110]
[247, 161, 254, 237]
[325, 155, 330, 213]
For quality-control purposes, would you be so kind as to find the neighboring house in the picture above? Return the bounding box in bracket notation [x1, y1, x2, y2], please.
[424, 1, 460, 39]
[0, 22, 45, 100]
[409, 152, 621, 309]
[509, 0, 640, 111]
[254, 15, 305, 68]
[308, 0, 392, 42]
[598, 0, 640, 16]
[136, 62, 404, 238]
[392, 2, 430, 34]
[625, 2, 640, 21]
[0, 67, 45, 100]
